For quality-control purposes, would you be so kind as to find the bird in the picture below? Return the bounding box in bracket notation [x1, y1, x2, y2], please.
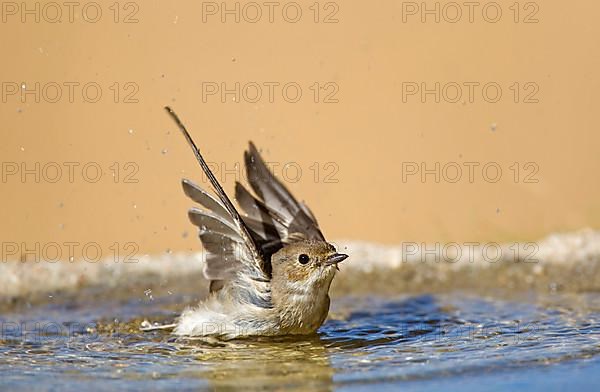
[161, 107, 349, 339]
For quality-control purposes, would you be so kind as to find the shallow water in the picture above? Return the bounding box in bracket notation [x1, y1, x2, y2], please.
[1, 288, 600, 391]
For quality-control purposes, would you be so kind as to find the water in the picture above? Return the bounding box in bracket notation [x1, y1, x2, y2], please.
[1, 287, 600, 391]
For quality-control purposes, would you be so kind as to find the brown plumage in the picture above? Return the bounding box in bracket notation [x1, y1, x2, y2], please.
[163, 107, 348, 338]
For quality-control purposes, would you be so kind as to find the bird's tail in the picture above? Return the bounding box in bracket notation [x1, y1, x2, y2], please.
[140, 320, 177, 332]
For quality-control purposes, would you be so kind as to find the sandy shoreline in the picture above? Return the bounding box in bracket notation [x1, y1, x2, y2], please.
[2, 229, 599, 302]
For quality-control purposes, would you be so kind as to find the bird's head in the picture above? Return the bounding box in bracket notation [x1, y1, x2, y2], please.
[270, 240, 348, 299]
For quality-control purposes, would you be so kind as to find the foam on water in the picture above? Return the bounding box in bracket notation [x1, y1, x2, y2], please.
[1, 229, 599, 301]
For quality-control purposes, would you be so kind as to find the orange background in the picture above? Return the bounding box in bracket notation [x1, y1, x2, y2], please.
[1, 1, 599, 260]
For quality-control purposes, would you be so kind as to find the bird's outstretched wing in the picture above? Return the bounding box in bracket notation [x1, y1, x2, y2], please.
[235, 142, 325, 260]
[165, 108, 271, 300]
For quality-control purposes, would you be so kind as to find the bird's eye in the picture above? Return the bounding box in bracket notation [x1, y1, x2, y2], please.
[298, 254, 310, 264]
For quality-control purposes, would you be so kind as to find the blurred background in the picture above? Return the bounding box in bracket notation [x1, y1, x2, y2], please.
[2, 0, 599, 260]
[2, 4, 600, 389]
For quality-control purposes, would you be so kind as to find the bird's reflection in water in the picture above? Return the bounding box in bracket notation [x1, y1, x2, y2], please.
[136, 295, 444, 390]
[171, 334, 334, 390]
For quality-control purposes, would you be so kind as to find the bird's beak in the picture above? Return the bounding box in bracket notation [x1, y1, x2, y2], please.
[325, 253, 349, 270]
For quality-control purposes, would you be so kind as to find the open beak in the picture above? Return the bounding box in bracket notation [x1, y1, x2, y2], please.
[325, 253, 349, 270]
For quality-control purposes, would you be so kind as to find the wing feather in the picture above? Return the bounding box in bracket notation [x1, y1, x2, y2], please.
[182, 179, 232, 224]
[165, 107, 271, 299]
[188, 208, 239, 238]
[236, 142, 325, 259]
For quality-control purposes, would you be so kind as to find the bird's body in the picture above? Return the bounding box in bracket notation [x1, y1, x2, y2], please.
[164, 107, 348, 339]
[174, 242, 335, 338]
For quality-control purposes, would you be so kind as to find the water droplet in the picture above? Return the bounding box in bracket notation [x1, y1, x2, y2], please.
[132, 203, 137, 209]
[490, 123, 497, 132]
[128, 128, 134, 135]
[21, 83, 26, 89]
[231, 57, 236, 62]
[161, 149, 168, 155]
[20, 146, 25, 152]
[69, 256, 74, 262]
[165, 248, 172, 254]
[144, 289, 154, 301]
